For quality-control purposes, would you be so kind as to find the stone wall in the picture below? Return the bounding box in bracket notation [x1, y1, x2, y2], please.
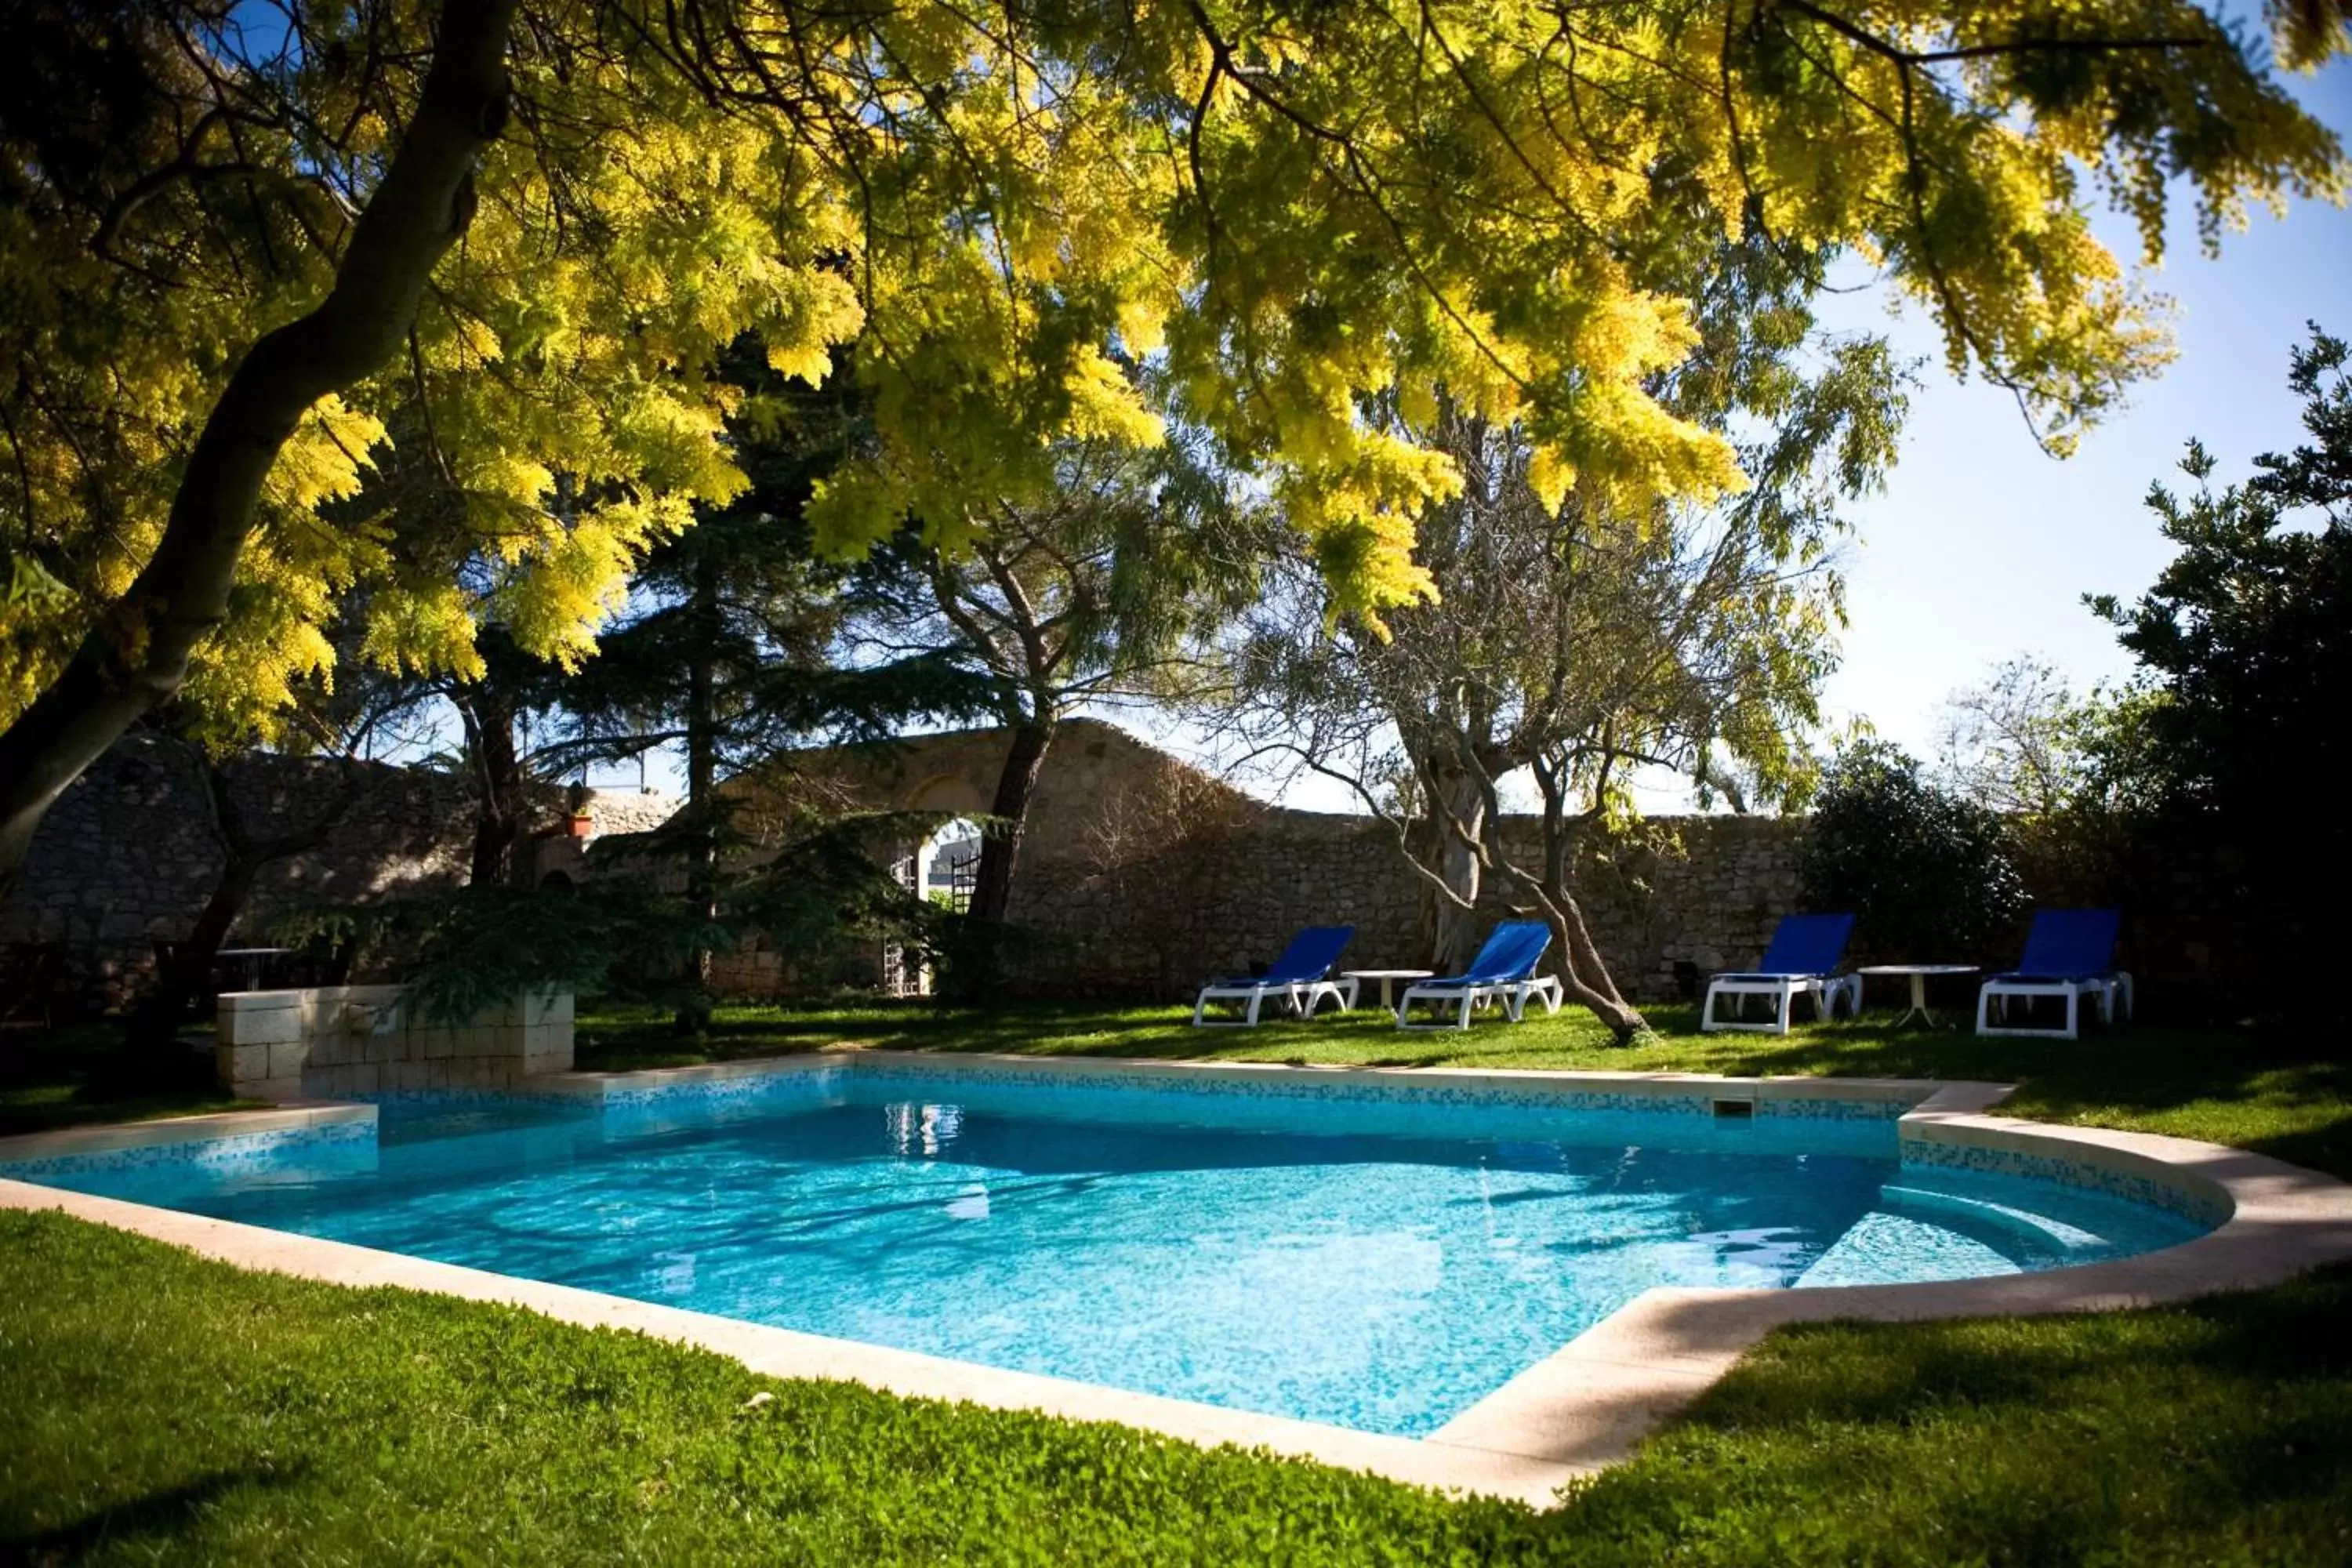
[27, 720, 2242, 1014]
[0, 732, 670, 1009]
[729, 721, 1809, 1004]
[1001, 793, 1807, 1004]
[215, 985, 574, 1102]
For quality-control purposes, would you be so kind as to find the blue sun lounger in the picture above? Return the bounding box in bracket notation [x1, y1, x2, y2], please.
[1395, 920, 1563, 1030]
[1976, 909, 2132, 1040]
[1192, 924, 1357, 1026]
[1700, 913, 1860, 1035]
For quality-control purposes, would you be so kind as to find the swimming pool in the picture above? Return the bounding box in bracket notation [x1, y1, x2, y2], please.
[2, 1058, 2210, 1438]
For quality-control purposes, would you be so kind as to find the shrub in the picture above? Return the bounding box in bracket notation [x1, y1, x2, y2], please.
[1800, 742, 2025, 961]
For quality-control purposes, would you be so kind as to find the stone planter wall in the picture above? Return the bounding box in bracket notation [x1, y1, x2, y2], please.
[216, 985, 574, 1102]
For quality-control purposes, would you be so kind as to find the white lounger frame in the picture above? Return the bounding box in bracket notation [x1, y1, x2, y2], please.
[1700, 973, 1861, 1036]
[1976, 973, 2134, 1040]
[1192, 976, 1358, 1027]
[1394, 974, 1564, 1031]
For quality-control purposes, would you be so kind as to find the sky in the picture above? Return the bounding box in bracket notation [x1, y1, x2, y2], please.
[1811, 57, 2352, 774]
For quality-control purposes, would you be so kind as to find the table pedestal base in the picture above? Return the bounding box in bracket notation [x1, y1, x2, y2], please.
[1893, 972, 1942, 1029]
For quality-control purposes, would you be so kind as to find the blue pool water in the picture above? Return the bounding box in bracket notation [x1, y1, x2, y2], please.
[14, 1073, 2207, 1436]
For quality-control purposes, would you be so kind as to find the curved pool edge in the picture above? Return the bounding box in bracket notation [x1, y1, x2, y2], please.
[4, 1059, 2349, 1512]
[1430, 1082, 2352, 1469]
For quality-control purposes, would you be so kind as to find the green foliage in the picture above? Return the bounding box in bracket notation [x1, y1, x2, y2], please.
[4, 0, 2346, 746]
[2062, 325, 2352, 996]
[1801, 742, 2026, 960]
[853, 430, 1273, 731]
[2089, 325, 2352, 827]
[1218, 219, 1914, 1015]
[274, 886, 677, 1026]
[1933, 656, 2168, 898]
[551, 342, 995, 781]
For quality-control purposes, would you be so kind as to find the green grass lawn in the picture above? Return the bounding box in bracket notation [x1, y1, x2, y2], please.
[5, 1211, 2347, 1565]
[5, 996, 2350, 1563]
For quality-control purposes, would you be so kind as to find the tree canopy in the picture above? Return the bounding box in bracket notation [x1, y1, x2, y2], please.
[1, 0, 2343, 883]
[2089, 325, 2351, 820]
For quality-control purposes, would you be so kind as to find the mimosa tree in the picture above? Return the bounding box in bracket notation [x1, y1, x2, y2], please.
[2, 0, 2343, 898]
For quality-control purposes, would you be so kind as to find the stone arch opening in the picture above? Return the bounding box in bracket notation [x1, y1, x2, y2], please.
[904, 773, 990, 818]
[917, 817, 983, 913]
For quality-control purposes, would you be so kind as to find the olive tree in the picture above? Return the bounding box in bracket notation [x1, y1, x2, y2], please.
[1215, 233, 1909, 1040]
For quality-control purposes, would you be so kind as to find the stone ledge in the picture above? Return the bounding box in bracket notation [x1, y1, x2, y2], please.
[826, 1047, 1984, 1109]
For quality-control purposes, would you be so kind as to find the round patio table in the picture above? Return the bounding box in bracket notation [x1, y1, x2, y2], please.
[1856, 964, 1980, 1029]
[1342, 969, 1433, 1011]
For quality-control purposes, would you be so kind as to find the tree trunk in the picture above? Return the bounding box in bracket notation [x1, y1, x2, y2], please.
[467, 693, 523, 887]
[1420, 763, 1487, 971]
[129, 857, 264, 1053]
[684, 552, 720, 999]
[1544, 898, 1648, 1044]
[1489, 786, 1650, 1044]
[971, 719, 1054, 927]
[0, 0, 518, 902]
[125, 753, 366, 1054]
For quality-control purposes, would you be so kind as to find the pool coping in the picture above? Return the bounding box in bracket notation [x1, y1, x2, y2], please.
[5, 1054, 2350, 1509]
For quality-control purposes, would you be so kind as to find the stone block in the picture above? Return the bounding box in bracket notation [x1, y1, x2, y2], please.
[420, 1027, 457, 1060]
[219, 1002, 302, 1047]
[267, 1040, 310, 1080]
[519, 989, 572, 1026]
[346, 1062, 380, 1094]
[250, 1076, 302, 1104]
[524, 1044, 575, 1076]
[221, 1043, 269, 1089]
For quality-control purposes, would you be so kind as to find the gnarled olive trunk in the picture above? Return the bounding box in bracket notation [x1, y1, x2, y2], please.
[1418, 763, 1488, 971]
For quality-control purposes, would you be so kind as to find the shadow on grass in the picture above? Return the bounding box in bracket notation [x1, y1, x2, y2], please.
[3, 1465, 305, 1563]
[0, 1022, 248, 1138]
